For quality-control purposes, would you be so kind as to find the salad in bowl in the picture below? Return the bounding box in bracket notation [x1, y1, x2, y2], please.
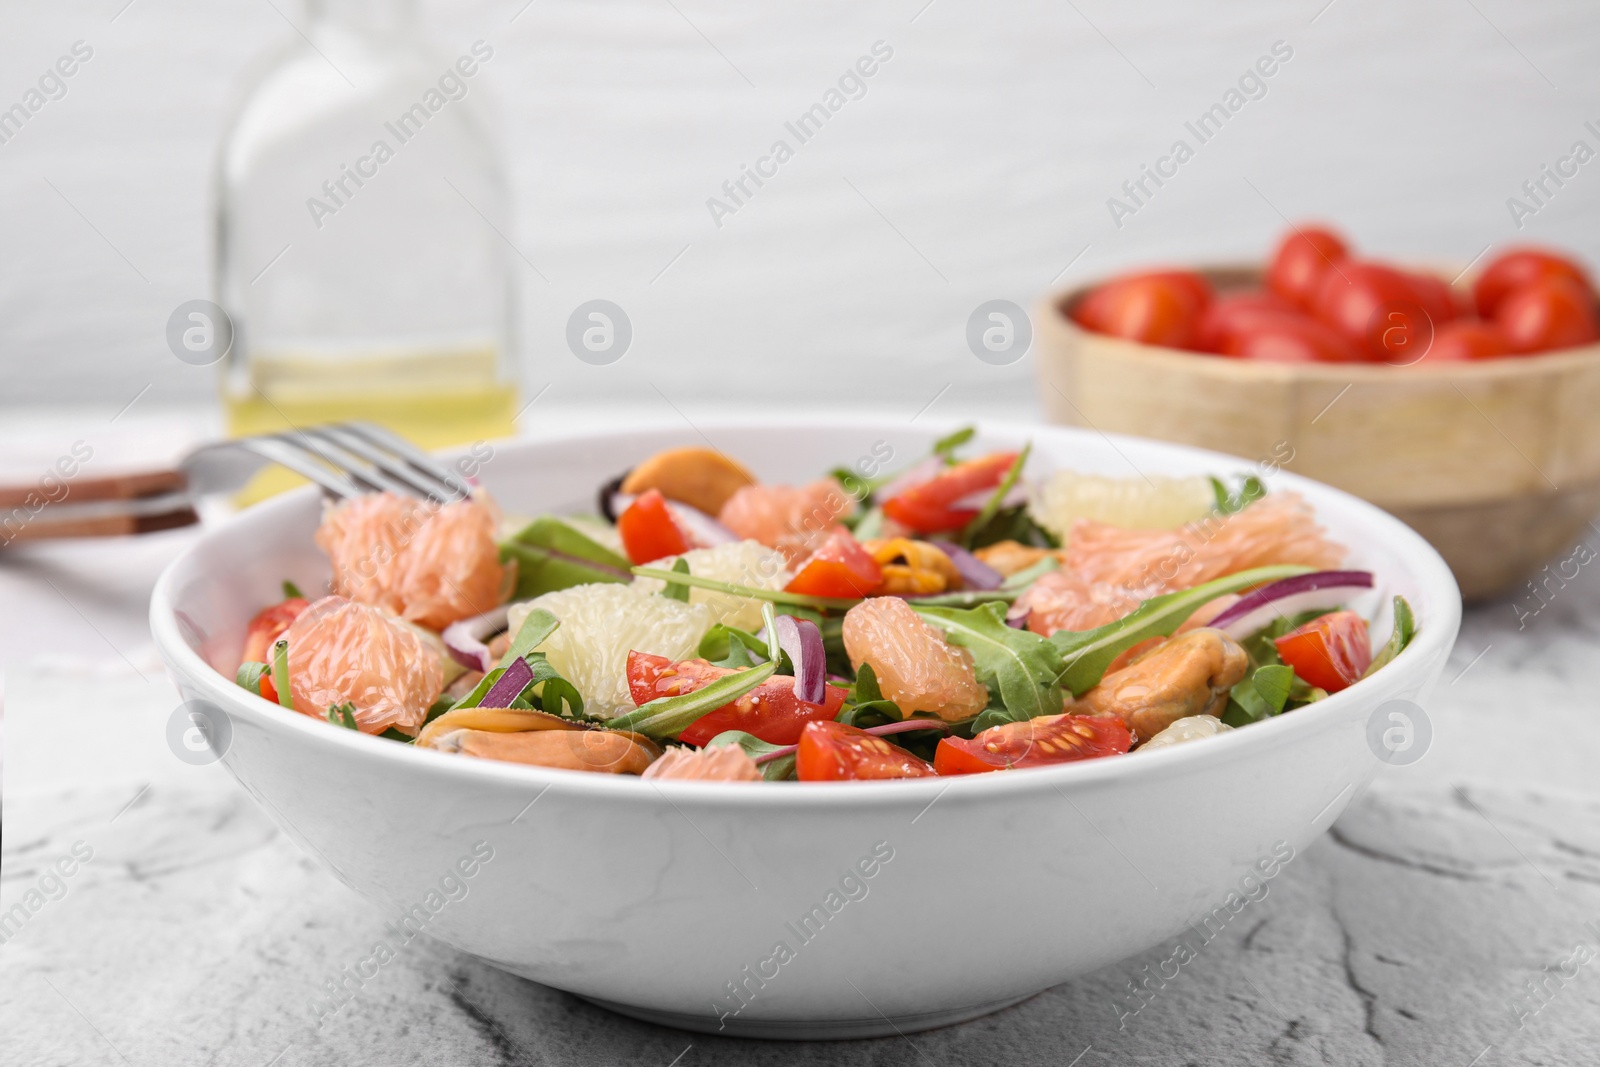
[230, 426, 1418, 784]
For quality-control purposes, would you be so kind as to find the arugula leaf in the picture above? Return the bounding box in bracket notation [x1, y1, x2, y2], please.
[964, 504, 1060, 551]
[913, 600, 1065, 723]
[271, 640, 295, 710]
[379, 727, 413, 741]
[423, 695, 454, 726]
[704, 731, 797, 781]
[1210, 475, 1267, 516]
[1049, 565, 1314, 697]
[282, 579, 305, 599]
[960, 443, 1031, 547]
[609, 604, 781, 738]
[838, 662, 903, 728]
[850, 505, 885, 540]
[1363, 596, 1417, 677]
[326, 703, 359, 730]
[1221, 664, 1294, 727]
[502, 516, 632, 600]
[933, 426, 976, 457]
[660, 558, 692, 602]
[632, 566, 861, 610]
[235, 661, 269, 696]
[698, 623, 768, 669]
[450, 609, 565, 712]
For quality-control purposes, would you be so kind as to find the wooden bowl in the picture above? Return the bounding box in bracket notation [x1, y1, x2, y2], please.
[1035, 266, 1600, 602]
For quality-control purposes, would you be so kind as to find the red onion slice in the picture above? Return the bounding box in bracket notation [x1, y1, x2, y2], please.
[773, 614, 826, 704]
[442, 605, 511, 674]
[938, 542, 1004, 591]
[1005, 605, 1031, 630]
[668, 501, 737, 547]
[1207, 570, 1375, 640]
[482, 656, 534, 707]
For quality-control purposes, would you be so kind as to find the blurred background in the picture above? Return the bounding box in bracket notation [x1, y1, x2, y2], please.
[3, 0, 1597, 418]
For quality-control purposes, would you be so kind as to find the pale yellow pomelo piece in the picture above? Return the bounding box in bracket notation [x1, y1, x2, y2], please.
[631, 539, 790, 632]
[1027, 471, 1215, 544]
[507, 584, 711, 719]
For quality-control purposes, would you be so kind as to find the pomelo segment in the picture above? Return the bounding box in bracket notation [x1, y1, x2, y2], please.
[507, 584, 711, 719]
[316, 491, 511, 631]
[841, 596, 989, 722]
[1016, 569, 1156, 637]
[717, 479, 855, 566]
[284, 595, 445, 734]
[1064, 492, 1344, 593]
[642, 746, 763, 781]
[1028, 471, 1215, 543]
[631, 539, 791, 631]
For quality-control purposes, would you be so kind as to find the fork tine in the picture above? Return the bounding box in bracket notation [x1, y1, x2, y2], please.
[341, 422, 475, 502]
[315, 424, 464, 503]
[235, 437, 364, 499]
[294, 429, 428, 499]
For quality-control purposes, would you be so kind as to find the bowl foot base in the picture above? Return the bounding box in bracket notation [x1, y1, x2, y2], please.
[577, 990, 1041, 1040]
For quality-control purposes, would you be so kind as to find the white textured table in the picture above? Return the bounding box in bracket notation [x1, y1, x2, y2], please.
[5, 406, 1600, 1066]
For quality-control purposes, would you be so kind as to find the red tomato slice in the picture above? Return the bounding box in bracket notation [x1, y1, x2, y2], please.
[881, 451, 1020, 533]
[785, 529, 883, 598]
[1073, 271, 1212, 349]
[1267, 225, 1349, 309]
[796, 720, 937, 781]
[626, 651, 846, 746]
[242, 597, 309, 665]
[1473, 247, 1592, 318]
[1493, 276, 1600, 354]
[1273, 610, 1372, 694]
[618, 489, 691, 564]
[933, 714, 1131, 775]
[259, 671, 279, 703]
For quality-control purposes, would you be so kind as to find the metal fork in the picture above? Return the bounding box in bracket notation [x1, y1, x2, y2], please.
[0, 422, 473, 544]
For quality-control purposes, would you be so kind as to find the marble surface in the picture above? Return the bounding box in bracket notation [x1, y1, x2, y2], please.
[6, 409, 1600, 1065]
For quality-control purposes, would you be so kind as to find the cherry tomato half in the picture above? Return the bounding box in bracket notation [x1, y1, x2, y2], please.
[785, 528, 883, 598]
[1473, 247, 1593, 319]
[618, 488, 691, 564]
[1493, 276, 1600, 354]
[796, 720, 937, 781]
[1423, 320, 1510, 362]
[881, 451, 1019, 534]
[933, 714, 1131, 774]
[242, 596, 309, 665]
[1073, 271, 1212, 349]
[1195, 291, 1301, 353]
[1267, 224, 1349, 310]
[626, 651, 846, 747]
[1219, 315, 1366, 363]
[1273, 610, 1371, 694]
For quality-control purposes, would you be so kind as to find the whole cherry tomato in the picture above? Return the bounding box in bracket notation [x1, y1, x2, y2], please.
[1473, 247, 1592, 318]
[1267, 225, 1349, 310]
[1423, 320, 1510, 362]
[1220, 315, 1366, 363]
[1312, 261, 1436, 361]
[1493, 276, 1600, 354]
[1073, 271, 1212, 349]
[1404, 272, 1463, 328]
[1195, 291, 1300, 353]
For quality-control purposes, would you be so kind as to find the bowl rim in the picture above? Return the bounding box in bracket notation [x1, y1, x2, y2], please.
[1040, 261, 1600, 379]
[149, 417, 1463, 805]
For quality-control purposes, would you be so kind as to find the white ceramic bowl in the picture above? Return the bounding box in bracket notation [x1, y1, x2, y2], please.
[150, 420, 1462, 1040]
